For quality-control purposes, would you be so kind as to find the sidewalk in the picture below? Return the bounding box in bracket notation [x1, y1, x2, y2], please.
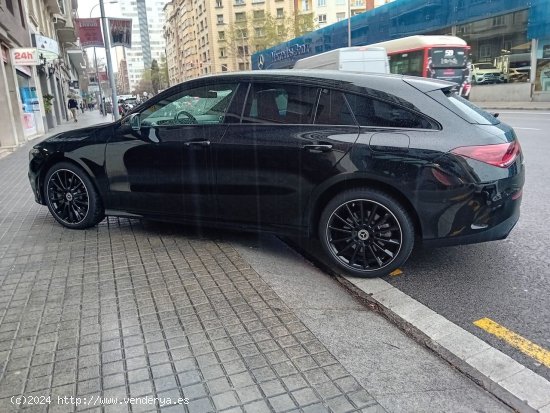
[472, 101, 550, 110]
[0, 114, 512, 412]
[0, 110, 112, 160]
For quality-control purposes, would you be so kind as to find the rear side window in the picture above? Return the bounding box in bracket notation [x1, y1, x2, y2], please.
[345, 93, 438, 129]
[242, 83, 319, 124]
[314, 89, 356, 125]
[444, 90, 499, 125]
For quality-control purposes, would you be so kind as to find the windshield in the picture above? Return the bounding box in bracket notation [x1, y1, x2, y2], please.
[431, 47, 468, 68]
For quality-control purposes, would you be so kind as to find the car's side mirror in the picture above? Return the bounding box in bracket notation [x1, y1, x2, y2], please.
[129, 113, 141, 131]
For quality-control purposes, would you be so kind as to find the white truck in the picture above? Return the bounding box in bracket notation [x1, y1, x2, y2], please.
[293, 46, 389, 74]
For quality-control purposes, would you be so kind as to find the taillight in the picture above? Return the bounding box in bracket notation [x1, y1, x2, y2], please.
[450, 141, 521, 168]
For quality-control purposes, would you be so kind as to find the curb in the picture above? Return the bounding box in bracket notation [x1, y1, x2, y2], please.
[280, 238, 550, 413]
[336, 276, 550, 413]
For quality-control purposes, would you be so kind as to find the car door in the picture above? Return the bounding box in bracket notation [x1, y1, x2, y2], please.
[105, 82, 239, 219]
[212, 81, 360, 232]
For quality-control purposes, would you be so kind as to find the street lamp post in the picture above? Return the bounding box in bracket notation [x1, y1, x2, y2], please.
[348, 0, 352, 47]
[90, 1, 117, 118]
[99, 0, 119, 120]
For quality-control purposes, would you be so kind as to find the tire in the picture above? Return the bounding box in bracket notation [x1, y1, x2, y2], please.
[319, 188, 415, 278]
[44, 161, 104, 229]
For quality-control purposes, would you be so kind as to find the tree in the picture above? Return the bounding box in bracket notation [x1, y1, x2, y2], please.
[225, 11, 317, 59]
[291, 11, 317, 37]
[151, 59, 160, 94]
[134, 69, 154, 96]
[159, 54, 169, 89]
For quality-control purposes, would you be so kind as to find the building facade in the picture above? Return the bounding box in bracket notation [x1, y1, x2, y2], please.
[299, 0, 393, 28]
[118, 0, 167, 91]
[252, 0, 550, 101]
[164, 0, 299, 85]
[1, 0, 81, 150]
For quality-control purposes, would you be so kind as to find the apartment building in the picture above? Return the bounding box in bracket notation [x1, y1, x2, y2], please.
[298, 0, 393, 27]
[164, 0, 295, 85]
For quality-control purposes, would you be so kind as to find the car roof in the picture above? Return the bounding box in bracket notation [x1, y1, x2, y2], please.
[185, 69, 453, 93]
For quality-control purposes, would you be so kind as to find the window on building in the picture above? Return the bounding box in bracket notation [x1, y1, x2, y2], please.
[237, 45, 249, 57]
[336, 0, 345, 4]
[220, 48, 226, 57]
[253, 10, 265, 19]
[234, 0, 245, 5]
[276, 8, 284, 18]
[217, 14, 224, 24]
[16, 0, 25, 27]
[479, 44, 492, 58]
[219, 31, 225, 40]
[235, 12, 246, 21]
[301, 0, 309, 11]
[221, 64, 228, 72]
[254, 27, 265, 37]
[216, 0, 223, 7]
[492, 15, 505, 26]
[318, 14, 327, 23]
[336, 12, 346, 21]
[318, 0, 326, 6]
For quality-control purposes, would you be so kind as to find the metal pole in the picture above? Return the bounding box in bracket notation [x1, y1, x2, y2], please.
[99, 0, 119, 120]
[93, 47, 104, 114]
[347, 0, 352, 47]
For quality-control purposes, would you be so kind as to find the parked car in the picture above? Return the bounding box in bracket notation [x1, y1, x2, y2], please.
[28, 71, 524, 277]
[472, 63, 506, 84]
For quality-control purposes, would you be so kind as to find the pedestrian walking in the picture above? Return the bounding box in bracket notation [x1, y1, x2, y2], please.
[79, 102, 85, 113]
[67, 96, 78, 122]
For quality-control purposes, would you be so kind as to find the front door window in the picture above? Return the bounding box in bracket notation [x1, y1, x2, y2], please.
[140, 83, 239, 127]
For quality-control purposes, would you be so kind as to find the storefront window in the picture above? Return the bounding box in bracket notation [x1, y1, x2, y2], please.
[16, 69, 38, 136]
[535, 38, 550, 92]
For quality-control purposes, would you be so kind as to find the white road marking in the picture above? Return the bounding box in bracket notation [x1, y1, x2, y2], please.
[513, 127, 542, 130]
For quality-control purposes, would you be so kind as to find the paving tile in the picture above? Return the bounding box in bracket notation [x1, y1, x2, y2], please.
[0, 138, 383, 413]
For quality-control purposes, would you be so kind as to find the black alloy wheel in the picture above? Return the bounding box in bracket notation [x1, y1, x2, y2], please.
[44, 162, 104, 229]
[319, 188, 414, 278]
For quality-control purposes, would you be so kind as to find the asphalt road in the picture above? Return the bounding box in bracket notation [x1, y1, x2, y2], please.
[385, 111, 550, 381]
[288, 111, 550, 382]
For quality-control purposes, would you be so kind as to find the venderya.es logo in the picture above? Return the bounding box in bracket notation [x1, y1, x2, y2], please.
[257, 54, 265, 70]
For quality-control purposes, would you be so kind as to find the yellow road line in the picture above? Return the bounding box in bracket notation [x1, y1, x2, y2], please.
[474, 317, 550, 368]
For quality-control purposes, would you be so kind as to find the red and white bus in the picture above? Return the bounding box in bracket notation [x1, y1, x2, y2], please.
[369, 35, 472, 98]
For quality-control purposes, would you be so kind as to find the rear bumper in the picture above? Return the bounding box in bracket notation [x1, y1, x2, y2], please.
[422, 203, 520, 248]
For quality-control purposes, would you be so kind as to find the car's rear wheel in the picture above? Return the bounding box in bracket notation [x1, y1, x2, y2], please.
[319, 188, 414, 278]
[44, 162, 104, 229]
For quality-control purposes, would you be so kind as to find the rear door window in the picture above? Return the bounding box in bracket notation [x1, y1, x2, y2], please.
[314, 89, 356, 125]
[242, 83, 319, 124]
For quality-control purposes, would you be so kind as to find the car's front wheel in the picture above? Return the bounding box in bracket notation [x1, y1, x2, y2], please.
[44, 162, 104, 229]
[319, 188, 415, 278]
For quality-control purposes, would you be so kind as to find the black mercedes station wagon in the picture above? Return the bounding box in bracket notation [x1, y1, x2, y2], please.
[29, 71, 524, 277]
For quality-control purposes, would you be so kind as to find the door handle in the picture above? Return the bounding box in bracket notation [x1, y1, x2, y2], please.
[302, 144, 333, 152]
[184, 140, 210, 147]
